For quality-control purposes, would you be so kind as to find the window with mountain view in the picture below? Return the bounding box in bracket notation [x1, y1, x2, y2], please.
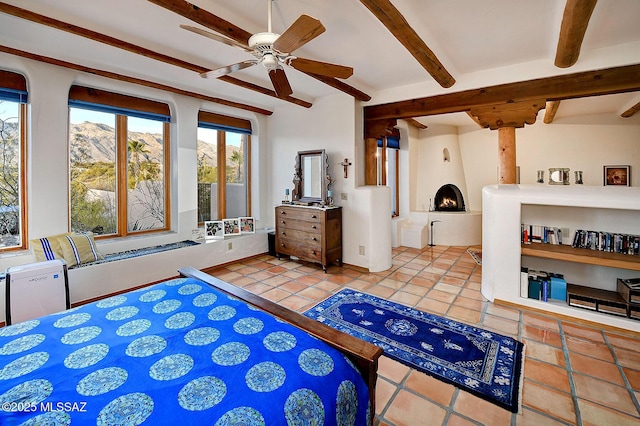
[0, 71, 27, 251]
[197, 111, 251, 222]
[68, 86, 170, 237]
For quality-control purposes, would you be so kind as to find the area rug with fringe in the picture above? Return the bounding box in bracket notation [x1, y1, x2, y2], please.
[467, 248, 482, 265]
[304, 288, 524, 413]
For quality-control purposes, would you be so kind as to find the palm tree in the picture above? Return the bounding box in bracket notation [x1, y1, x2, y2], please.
[128, 139, 150, 188]
[230, 150, 243, 183]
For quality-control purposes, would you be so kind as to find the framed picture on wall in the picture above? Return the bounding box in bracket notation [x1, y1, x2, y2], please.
[603, 165, 631, 186]
[223, 218, 241, 236]
[205, 221, 224, 239]
[239, 217, 255, 234]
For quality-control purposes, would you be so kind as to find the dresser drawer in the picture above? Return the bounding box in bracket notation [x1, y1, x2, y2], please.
[277, 238, 321, 262]
[276, 206, 324, 223]
[277, 228, 321, 244]
[276, 218, 322, 234]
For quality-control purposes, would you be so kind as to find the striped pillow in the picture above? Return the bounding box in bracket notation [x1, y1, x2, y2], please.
[57, 233, 103, 267]
[31, 233, 71, 261]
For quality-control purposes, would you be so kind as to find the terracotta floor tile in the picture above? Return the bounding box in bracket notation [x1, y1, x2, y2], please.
[521, 325, 563, 348]
[242, 282, 273, 295]
[404, 370, 455, 407]
[607, 333, 640, 354]
[389, 291, 421, 307]
[375, 378, 398, 415]
[459, 288, 484, 300]
[425, 289, 457, 304]
[401, 283, 430, 297]
[522, 312, 560, 331]
[297, 286, 330, 301]
[577, 398, 640, 426]
[261, 287, 291, 303]
[415, 297, 450, 315]
[561, 322, 605, 343]
[569, 351, 626, 386]
[377, 356, 410, 384]
[346, 279, 374, 292]
[452, 389, 512, 426]
[366, 285, 396, 299]
[383, 390, 447, 426]
[280, 294, 313, 312]
[452, 295, 484, 311]
[612, 346, 640, 371]
[524, 359, 571, 393]
[481, 314, 520, 337]
[623, 367, 640, 390]
[447, 306, 482, 324]
[565, 335, 614, 362]
[486, 304, 522, 321]
[523, 339, 566, 367]
[572, 373, 638, 415]
[439, 276, 466, 287]
[522, 381, 577, 424]
[278, 280, 307, 294]
[516, 408, 569, 425]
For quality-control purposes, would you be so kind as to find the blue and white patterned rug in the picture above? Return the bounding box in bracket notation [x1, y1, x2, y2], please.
[304, 288, 525, 413]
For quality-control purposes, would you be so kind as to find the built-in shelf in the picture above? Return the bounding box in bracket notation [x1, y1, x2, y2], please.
[521, 243, 640, 271]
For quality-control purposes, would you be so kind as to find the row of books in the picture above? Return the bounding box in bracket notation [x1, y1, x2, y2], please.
[571, 229, 640, 256]
[520, 267, 567, 302]
[521, 224, 565, 245]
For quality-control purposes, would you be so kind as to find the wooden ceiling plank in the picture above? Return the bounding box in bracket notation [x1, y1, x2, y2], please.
[621, 101, 640, 118]
[555, 0, 598, 68]
[405, 118, 427, 129]
[219, 76, 312, 108]
[359, 0, 455, 88]
[543, 100, 561, 123]
[0, 2, 312, 108]
[302, 72, 371, 102]
[364, 63, 640, 121]
[0, 44, 272, 116]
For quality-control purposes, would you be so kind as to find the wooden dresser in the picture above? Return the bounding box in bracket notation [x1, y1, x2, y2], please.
[275, 205, 342, 272]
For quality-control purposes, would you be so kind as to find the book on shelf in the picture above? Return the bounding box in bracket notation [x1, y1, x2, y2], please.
[572, 229, 640, 256]
[524, 269, 566, 302]
[521, 224, 565, 245]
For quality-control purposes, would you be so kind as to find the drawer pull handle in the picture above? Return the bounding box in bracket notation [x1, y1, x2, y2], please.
[312, 237, 317, 241]
[311, 215, 317, 219]
[281, 220, 286, 224]
[312, 225, 317, 229]
[281, 210, 286, 215]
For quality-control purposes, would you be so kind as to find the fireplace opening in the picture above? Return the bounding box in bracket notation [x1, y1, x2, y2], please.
[434, 184, 466, 212]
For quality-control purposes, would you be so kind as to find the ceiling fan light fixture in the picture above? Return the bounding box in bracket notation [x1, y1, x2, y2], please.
[262, 53, 279, 70]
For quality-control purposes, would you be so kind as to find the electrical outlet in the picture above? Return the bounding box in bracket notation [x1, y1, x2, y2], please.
[341, 193, 348, 200]
[227, 242, 232, 250]
[359, 245, 365, 255]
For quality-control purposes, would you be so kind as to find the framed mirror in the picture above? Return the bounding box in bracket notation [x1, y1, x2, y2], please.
[292, 149, 329, 204]
[548, 168, 570, 185]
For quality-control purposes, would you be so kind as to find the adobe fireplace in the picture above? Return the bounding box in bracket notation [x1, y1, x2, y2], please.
[434, 184, 466, 212]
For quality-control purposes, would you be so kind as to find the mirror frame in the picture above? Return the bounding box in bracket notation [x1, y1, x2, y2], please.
[292, 149, 329, 204]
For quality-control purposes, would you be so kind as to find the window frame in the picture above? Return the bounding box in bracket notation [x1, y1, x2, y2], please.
[0, 71, 28, 252]
[68, 86, 171, 238]
[197, 111, 252, 223]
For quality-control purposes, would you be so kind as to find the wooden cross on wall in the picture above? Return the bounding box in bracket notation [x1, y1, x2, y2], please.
[339, 158, 352, 178]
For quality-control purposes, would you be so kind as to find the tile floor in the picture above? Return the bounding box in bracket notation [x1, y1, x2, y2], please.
[203, 245, 640, 426]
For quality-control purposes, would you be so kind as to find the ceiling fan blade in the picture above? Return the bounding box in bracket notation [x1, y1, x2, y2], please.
[289, 57, 353, 79]
[180, 24, 251, 52]
[273, 14, 326, 54]
[201, 60, 258, 78]
[269, 68, 293, 98]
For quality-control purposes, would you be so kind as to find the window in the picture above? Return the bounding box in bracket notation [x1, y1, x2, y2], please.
[0, 71, 27, 251]
[197, 111, 251, 222]
[68, 86, 170, 237]
[377, 135, 400, 217]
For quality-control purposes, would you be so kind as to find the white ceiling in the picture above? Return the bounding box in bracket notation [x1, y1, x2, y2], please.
[1, 0, 640, 127]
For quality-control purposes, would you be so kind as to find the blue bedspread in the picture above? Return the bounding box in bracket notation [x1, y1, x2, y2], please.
[0, 277, 370, 425]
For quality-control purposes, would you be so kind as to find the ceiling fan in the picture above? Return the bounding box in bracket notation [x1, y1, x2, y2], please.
[180, 0, 353, 98]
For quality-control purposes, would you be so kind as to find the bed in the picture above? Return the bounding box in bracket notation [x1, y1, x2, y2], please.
[0, 267, 382, 425]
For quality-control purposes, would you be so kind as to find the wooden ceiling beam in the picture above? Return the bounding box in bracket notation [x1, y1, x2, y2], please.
[543, 100, 561, 123]
[146, 0, 253, 44]
[358, 0, 455, 88]
[404, 118, 427, 129]
[469, 99, 546, 130]
[0, 44, 272, 116]
[364, 63, 640, 122]
[301, 72, 371, 102]
[621, 101, 640, 118]
[555, 0, 598, 68]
